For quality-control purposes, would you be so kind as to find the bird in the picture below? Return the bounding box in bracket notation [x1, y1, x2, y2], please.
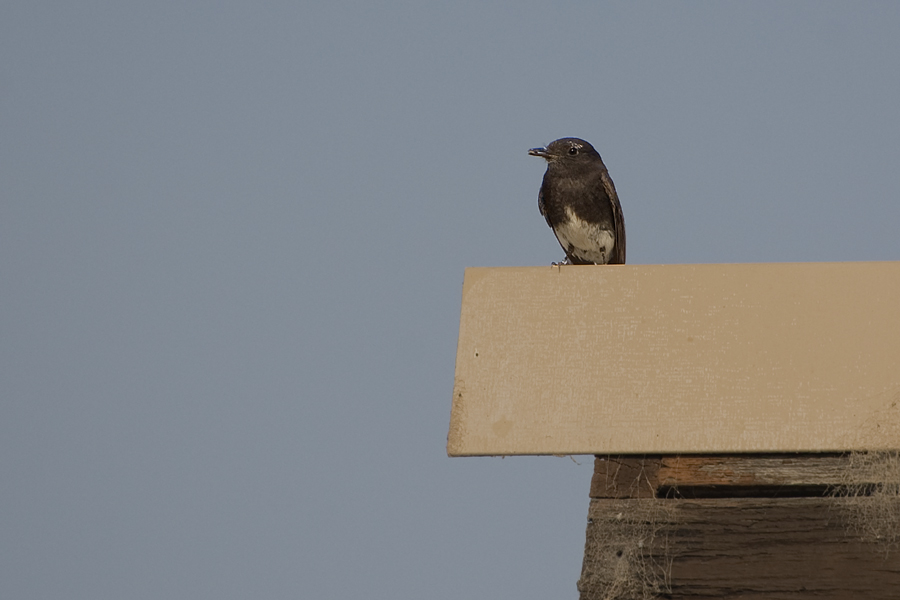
[528, 137, 625, 265]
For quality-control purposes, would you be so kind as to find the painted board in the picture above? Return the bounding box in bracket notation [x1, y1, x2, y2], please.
[448, 262, 900, 456]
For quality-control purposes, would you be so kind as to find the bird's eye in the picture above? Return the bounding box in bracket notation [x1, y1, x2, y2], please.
[568, 146, 578, 155]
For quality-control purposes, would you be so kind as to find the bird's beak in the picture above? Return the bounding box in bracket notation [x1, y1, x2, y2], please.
[528, 147, 550, 158]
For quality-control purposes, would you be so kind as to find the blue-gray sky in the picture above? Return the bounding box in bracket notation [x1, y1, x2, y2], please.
[3, 2, 899, 598]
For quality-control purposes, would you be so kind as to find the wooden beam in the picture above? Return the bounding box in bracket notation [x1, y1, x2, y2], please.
[579, 497, 900, 599]
[589, 454, 858, 498]
[580, 453, 900, 597]
[448, 262, 900, 456]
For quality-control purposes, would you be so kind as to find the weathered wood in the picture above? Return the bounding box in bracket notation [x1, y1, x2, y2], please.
[448, 263, 900, 456]
[590, 456, 661, 499]
[590, 454, 861, 499]
[579, 497, 900, 599]
[657, 454, 850, 488]
[583, 454, 900, 597]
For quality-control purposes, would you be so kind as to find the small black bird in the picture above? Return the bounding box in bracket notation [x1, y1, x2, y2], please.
[528, 138, 625, 265]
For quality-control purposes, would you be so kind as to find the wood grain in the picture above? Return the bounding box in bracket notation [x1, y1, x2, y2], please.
[579, 497, 900, 599]
[589, 454, 860, 498]
[448, 262, 900, 456]
[590, 456, 661, 499]
[581, 454, 900, 598]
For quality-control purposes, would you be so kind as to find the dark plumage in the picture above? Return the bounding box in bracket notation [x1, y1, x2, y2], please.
[528, 137, 625, 265]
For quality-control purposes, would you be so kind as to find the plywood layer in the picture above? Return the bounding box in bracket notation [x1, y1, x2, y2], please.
[448, 262, 900, 455]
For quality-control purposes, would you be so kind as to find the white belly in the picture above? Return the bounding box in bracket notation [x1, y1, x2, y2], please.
[554, 206, 615, 264]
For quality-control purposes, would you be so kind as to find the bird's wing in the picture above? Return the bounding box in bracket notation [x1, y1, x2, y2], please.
[537, 182, 554, 229]
[600, 170, 626, 264]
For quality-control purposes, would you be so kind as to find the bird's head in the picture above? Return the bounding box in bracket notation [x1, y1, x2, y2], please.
[528, 137, 600, 164]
